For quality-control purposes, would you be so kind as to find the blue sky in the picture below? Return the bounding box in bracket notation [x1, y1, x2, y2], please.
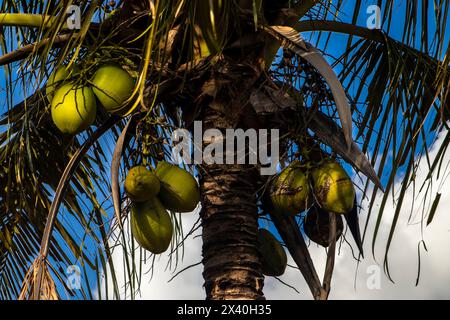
[1, 0, 449, 299]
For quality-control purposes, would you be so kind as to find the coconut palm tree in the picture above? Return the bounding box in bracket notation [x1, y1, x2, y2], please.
[0, 0, 448, 300]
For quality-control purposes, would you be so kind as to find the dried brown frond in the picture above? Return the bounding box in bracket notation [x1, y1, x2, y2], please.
[18, 258, 59, 301]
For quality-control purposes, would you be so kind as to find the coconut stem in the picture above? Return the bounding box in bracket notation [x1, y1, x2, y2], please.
[32, 116, 121, 300]
[320, 212, 337, 300]
[0, 13, 57, 28]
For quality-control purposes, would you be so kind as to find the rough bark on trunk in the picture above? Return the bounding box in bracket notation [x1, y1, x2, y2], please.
[199, 106, 264, 300]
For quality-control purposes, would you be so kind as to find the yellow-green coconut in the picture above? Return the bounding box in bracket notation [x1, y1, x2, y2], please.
[46, 66, 70, 101]
[51, 83, 97, 135]
[311, 161, 355, 214]
[91, 64, 134, 113]
[131, 198, 173, 254]
[155, 161, 200, 213]
[257, 229, 287, 277]
[270, 161, 311, 216]
[124, 166, 160, 202]
[303, 205, 344, 247]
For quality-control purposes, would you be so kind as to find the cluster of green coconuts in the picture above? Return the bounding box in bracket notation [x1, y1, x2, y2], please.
[46, 62, 354, 275]
[258, 160, 355, 277]
[47, 63, 135, 134]
[124, 161, 200, 254]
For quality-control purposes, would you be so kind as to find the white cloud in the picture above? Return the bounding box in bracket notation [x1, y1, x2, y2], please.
[107, 132, 450, 300]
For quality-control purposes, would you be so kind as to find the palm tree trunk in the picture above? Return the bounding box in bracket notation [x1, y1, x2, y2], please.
[199, 106, 264, 300]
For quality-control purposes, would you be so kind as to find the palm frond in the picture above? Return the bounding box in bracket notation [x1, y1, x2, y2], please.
[265, 25, 354, 149]
[286, 6, 449, 278]
[0, 91, 111, 299]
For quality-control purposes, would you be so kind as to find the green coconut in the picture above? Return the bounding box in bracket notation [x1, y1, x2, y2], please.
[257, 229, 287, 277]
[131, 198, 173, 254]
[46, 65, 79, 101]
[51, 83, 97, 135]
[91, 64, 135, 113]
[155, 161, 200, 213]
[124, 166, 160, 202]
[46, 67, 69, 101]
[311, 161, 355, 214]
[303, 205, 344, 247]
[270, 161, 311, 216]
